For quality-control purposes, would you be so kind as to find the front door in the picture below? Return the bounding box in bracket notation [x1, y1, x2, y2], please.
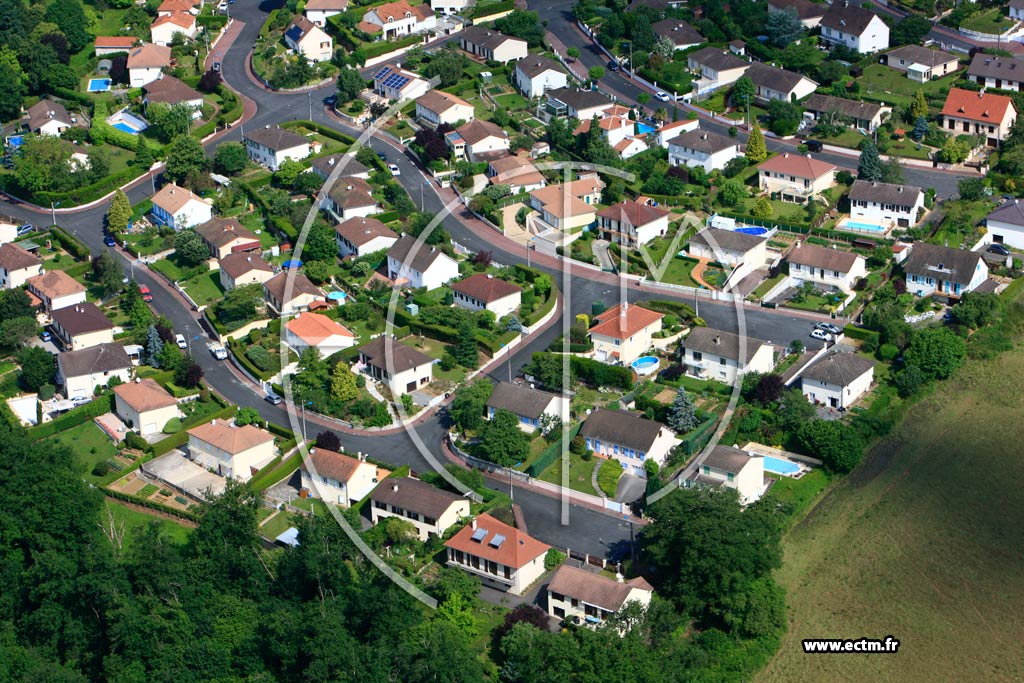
[830, 397, 839, 408]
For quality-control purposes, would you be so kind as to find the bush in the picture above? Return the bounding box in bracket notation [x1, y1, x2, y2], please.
[162, 417, 182, 434]
[37, 384, 55, 401]
[92, 461, 110, 477]
[877, 343, 899, 361]
[544, 547, 565, 571]
[125, 431, 150, 452]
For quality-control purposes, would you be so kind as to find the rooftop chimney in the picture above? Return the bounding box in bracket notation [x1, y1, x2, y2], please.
[471, 518, 477, 530]
[392, 483, 399, 492]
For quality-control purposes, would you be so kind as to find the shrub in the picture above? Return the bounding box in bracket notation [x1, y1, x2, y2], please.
[877, 343, 899, 362]
[37, 384, 55, 401]
[162, 417, 182, 434]
[544, 548, 566, 571]
[92, 461, 110, 477]
[125, 431, 150, 451]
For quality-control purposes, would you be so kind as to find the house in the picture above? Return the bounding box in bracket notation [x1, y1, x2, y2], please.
[486, 382, 569, 433]
[613, 136, 648, 159]
[301, 447, 381, 507]
[818, 2, 889, 53]
[681, 326, 775, 384]
[187, 420, 276, 482]
[651, 19, 704, 51]
[263, 271, 325, 315]
[1013, 0, 1024, 20]
[983, 199, 1024, 250]
[588, 303, 663, 366]
[432, 0, 469, 16]
[219, 252, 274, 291]
[800, 351, 875, 410]
[459, 26, 528, 64]
[514, 56, 568, 98]
[802, 94, 889, 132]
[51, 302, 115, 351]
[547, 565, 654, 627]
[903, 242, 988, 299]
[150, 12, 198, 46]
[444, 513, 549, 595]
[667, 128, 742, 173]
[335, 216, 398, 258]
[372, 65, 430, 101]
[452, 119, 509, 162]
[941, 88, 1017, 147]
[304, 0, 349, 27]
[596, 200, 670, 248]
[127, 44, 172, 87]
[787, 242, 866, 292]
[25, 99, 78, 137]
[451, 273, 522, 318]
[488, 155, 546, 194]
[883, 45, 959, 82]
[359, 0, 436, 39]
[687, 228, 769, 268]
[574, 114, 639, 151]
[757, 153, 836, 204]
[544, 86, 614, 121]
[243, 125, 311, 171]
[285, 15, 333, 62]
[415, 89, 475, 127]
[744, 62, 818, 103]
[26, 270, 87, 313]
[113, 378, 180, 436]
[143, 75, 204, 118]
[528, 184, 598, 233]
[685, 445, 767, 504]
[370, 477, 470, 540]
[386, 235, 460, 290]
[195, 217, 261, 259]
[94, 36, 138, 55]
[652, 119, 701, 148]
[311, 154, 371, 182]
[686, 47, 750, 91]
[729, 39, 746, 56]
[322, 177, 379, 221]
[56, 343, 133, 400]
[357, 336, 434, 396]
[0, 243, 42, 289]
[767, 0, 825, 27]
[847, 180, 925, 229]
[151, 183, 213, 230]
[155, 0, 199, 16]
[579, 408, 676, 476]
[967, 53, 1024, 92]
[284, 311, 356, 357]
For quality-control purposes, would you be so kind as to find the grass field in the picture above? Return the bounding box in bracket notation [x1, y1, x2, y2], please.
[859, 64, 959, 109]
[758, 334, 1024, 681]
[959, 7, 1014, 34]
[102, 500, 192, 549]
[183, 270, 225, 308]
[538, 452, 599, 496]
[51, 421, 118, 483]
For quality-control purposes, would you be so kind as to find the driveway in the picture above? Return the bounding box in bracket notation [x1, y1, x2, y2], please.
[615, 473, 646, 504]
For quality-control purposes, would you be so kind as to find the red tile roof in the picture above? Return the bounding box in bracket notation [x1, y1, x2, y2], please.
[450, 273, 522, 303]
[757, 153, 836, 180]
[941, 87, 1016, 123]
[444, 513, 549, 570]
[589, 303, 663, 340]
[285, 311, 355, 345]
[597, 200, 669, 227]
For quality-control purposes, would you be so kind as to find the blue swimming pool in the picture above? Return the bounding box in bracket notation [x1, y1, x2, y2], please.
[87, 78, 111, 92]
[636, 123, 655, 135]
[631, 356, 660, 375]
[763, 455, 801, 476]
[841, 220, 887, 233]
[327, 291, 348, 302]
[112, 122, 139, 134]
[735, 226, 769, 236]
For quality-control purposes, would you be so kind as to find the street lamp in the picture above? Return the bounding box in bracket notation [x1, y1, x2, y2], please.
[50, 201, 60, 227]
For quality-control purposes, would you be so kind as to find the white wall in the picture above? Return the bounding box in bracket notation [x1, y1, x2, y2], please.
[802, 367, 874, 409]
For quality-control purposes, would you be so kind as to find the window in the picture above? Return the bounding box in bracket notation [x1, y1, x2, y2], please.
[424, 516, 436, 526]
[719, 356, 726, 365]
[727, 472, 735, 482]
[551, 591, 564, 602]
[374, 501, 386, 510]
[503, 565, 511, 579]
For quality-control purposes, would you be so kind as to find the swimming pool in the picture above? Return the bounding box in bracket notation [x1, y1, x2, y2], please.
[631, 356, 660, 376]
[840, 220, 887, 234]
[106, 108, 148, 134]
[762, 455, 801, 476]
[327, 291, 348, 302]
[112, 122, 139, 134]
[636, 123, 655, 135]
[735, 226, 769, 236]
[87, 78, 111, 92]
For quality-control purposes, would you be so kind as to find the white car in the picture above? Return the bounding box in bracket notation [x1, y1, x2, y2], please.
[810, 329, 834, 342]
[388, 163, 401, 176]
[175, 333, 187, 349]
[654, 91, 671, 102]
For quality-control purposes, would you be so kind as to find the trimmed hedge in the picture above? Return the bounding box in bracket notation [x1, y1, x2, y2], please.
[104, 489, 200, 522]
[843, 325, 880, 344]
[678, 414, 717, 456]
[527, 424, 582, 478]
[361, 34, 422, 62]
[49, 226, 91, 258]
[281, 120, 356, 145]
[522, 288, 557, 327]
[470, 0, 515, 18]
[570, 355, 633, 391]
[29, 394, 115, 440]
[197, 14, 229, 29]
[150, 430, 189, 457]
[643, 299, 696, 320]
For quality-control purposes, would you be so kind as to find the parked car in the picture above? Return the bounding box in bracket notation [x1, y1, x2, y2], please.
[607, 60, 619, 71]
[810, 329, 834, 341]
[388, 163, 401, 176]
[815, 322, 841, 336]
[17, 223, 33, 236]
[805, 140, 823, 153]
[265, 393, 283, 405]
[175, 333, 187, 349]
[213, 62, 221, 72]
[103, 235, 117, 247]
[654, 91, 671, 102]
[40, 330, 51, 343]
[377, 151, 387, 161]
[987, 243, 1010, 256]
[138, 284, 153, 303]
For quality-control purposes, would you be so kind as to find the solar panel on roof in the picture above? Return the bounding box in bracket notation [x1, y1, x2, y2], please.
[471, 527, 487, 542]
[489, 533, 506, 548]
[374, 66, 392, 79]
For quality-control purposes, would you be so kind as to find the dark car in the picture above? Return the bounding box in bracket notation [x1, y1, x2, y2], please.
[607, 60, 619, 71]
[103, 235, 117, 247]
[987, 243, 1010, 256]
[805, 140, 823, 153]
[377, 151, 387, 161]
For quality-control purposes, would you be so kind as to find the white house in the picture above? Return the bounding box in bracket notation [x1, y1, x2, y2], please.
[1013, 0, 1024, 20]
[357, 336, 434, 396]
[25, 99, 78, 137]
[195, 217, 262, 260]
[371, 477, 470, 540]
[218, 253, 274, 291]
[686, 47, 750, 91]
[386, 236, 459, 290]
[150, 183, 213, 230]
[802, 94, 889, 132]
[187, 420, 276, 482]
[596, 200, 670, 248]
[150, 12, 198, 46]
[967, 53, 1024, 93]
[304, 0, 349, 27]
[767, 0, 825, 28]
[27, 270, 87, 313]
[757, 153, 836, 204]
[143, 75, 204, 118]
[450, 273, 522, 318]
[284, 311, 356, 357]
[685, 445, 767, 504]
[544, 86, 615, 121]
[652, 118, 701, 148]
[127, 44, 172, 87]
[263, 271, 325, 316]
[431, 0, 468, 15]
[687, 228, 769, 269]
[322, 178, 380, 221]
[459, 26, 528, 64]
[547, 564, 654, 626]
[486, 382, 569, 433]
[800, 351, 875, 410]
[667, 128, 742, 173]
[488, 155, 546, 194]
[0, 243, 42, 290]
[903, 242, 989, 299]
[335, 216, 399, 257]
[284, 15, 334, 63]
[589, 303, 663, 366]
[883, 46, 959, 82]
[579, 408, 676, 477]
[847, 180, 924, 229]
[514, 56, 568, 99]
[682, 327, 775, 384]
[113, 378, 180, 436]
[941, 88, 1018, 147]
[243, 126, 311, 171]
[311, 153, 371, 182]
[984, 200, 1024, 250]
[372, 65, 430, 101]
[451, 119, 509, 162]
[56, 343, 133, 400]
[819, 2, 889, 54]
[528, 183, 599, 233]
[744, 62, 818, 103]
[358, 0, 436, 40]
[301, 447, 382, 507]
[651, 18, 704, 51]
[787, 242, 866, 293]
[50, 302, 115, 351]
[415, 89, 475, 127]
[444, 513, 549, 595]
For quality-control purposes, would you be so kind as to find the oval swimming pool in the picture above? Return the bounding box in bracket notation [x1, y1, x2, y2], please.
[631, 356, 660, 375]
[735, 226, 769, 236]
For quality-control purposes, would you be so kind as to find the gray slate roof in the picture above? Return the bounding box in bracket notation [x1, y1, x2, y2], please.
[516, 55, 565, 79]
[369, 477, 466, 518]
[848, 180, 922, 207]
[245, 125, 309, 151]
[546, 86, 611, 111]
[767, 0, 826, 20]
[683, 326, 771, 363]
[902, 242, 984, 286]
[667, 129, 737, 154]
[358, 336, 433, 373]
[578, 408, 669, 452]
[57, 343, 131, 378]
[51, 302, 114, 336]
[486, 382, 560, 420]
[986, 199, 1024, 227]
[967, 53, 1024, 83]
[820, 3, 880, 34]
[745, 62, 813, 94]
[801, 351, 874, 387]
[651, 19, 704, 45]
[687, 47, 749, 72]
[547, 564, 652, 612]
[788, 242, 861, 272]
[885, 45, 958, 68]
[703, 445, 757, 474]
[387, 235, 454, 274]
[689, 227, 766, 254]
[803, 94, 885, 121]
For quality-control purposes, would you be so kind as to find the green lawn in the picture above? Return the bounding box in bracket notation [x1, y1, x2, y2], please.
[150, 257, 190, 282]
[882, 138, 936, 161]
[959, 7, 1014, 34]
[808, 128, 868, 150]
[784, 291, 843, 313]
[182, 270, 225, 308]
[859, 64, 960, 109]
[596, 458, 622, 497]
[495, 93, 530, 110]
[733, 197, 812, 226]
[750, 272, 786, 299]
[537, 452, 599, 496]
[50, 421, 118, 483]
[102, 500, 192, 550]
[260, 510, 300, 540]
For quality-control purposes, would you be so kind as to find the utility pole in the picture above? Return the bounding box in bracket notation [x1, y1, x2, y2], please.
[308, 90, 312, 121]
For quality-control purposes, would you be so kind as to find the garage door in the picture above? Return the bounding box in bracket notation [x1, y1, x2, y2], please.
[143, 423, 157, 435]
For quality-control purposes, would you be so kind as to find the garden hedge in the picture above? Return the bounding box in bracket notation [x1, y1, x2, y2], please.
[28, 394, 115, 440]
[843, 325, 880, 344]
[49, 226, 91, 258]
[527, 424, 581, 478]
[103, 489, 200, 522]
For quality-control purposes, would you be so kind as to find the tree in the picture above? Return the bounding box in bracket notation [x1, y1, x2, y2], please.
[274, 159, 306, 188]
[938, 135, 971, 164]
[92, 251, 123, 297]
[0, 47, 25, 121]
[880, 157, 904, 184]
[18, 347, 53, 391]
[632, 15, 657, 52]
[303, 221, 338, 262]
[494, 10, 545, 47]
[857, 139, 883, 181]
[588, 65, 605, 81]
[911, 114, 929, 142]
[235, 406, 261, 426]
[958, 176, 987, 201]
[164, 134, 207, 184]
[796, 419, 865, 472]
[0, 288, 33, 321]
[746, 122, 767, 163]
[765, 7, 802, 47]
[753, 374, 784, 404]
[567, 46, 580, 59]
[767, 99, 802, 136]
[494, 605, 550, 641]
[752, 195, 773, 218]
[134, 136, 154, 169]
[215, 283, 263, 327]
[424, 49, 466, 87]
[0, 316, 36, 348]
[315, 430, 341, 451]
[778, 387, 814, 433]
[732, 76, 754, 110]
[951, 291, 1001, 329]
[479, 408, 529, 466]
[451, 320, 478, 369]
[904, 327, 966, 380]
[198, 67, 222, 93]
[330, 361, 359, 402]
[449, 380, 494, 432]
[894, 364, 926, 397]
[145, 325, 164, 367]
[176, 355, 204, 388]
[174, 229, 209, 267]
[45, 0, 91, 53]
[213, 142, 248, 175]
[910, 88, 928, 120]
[892, 14, 932, 46]
[14, 135, 72, 193]
[667, 387, 700, 432]
[337, 66, 366, 101]
[718, 179, 746, 207]
[146, 102, 193, 143]
[107, 189, 131, 234]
